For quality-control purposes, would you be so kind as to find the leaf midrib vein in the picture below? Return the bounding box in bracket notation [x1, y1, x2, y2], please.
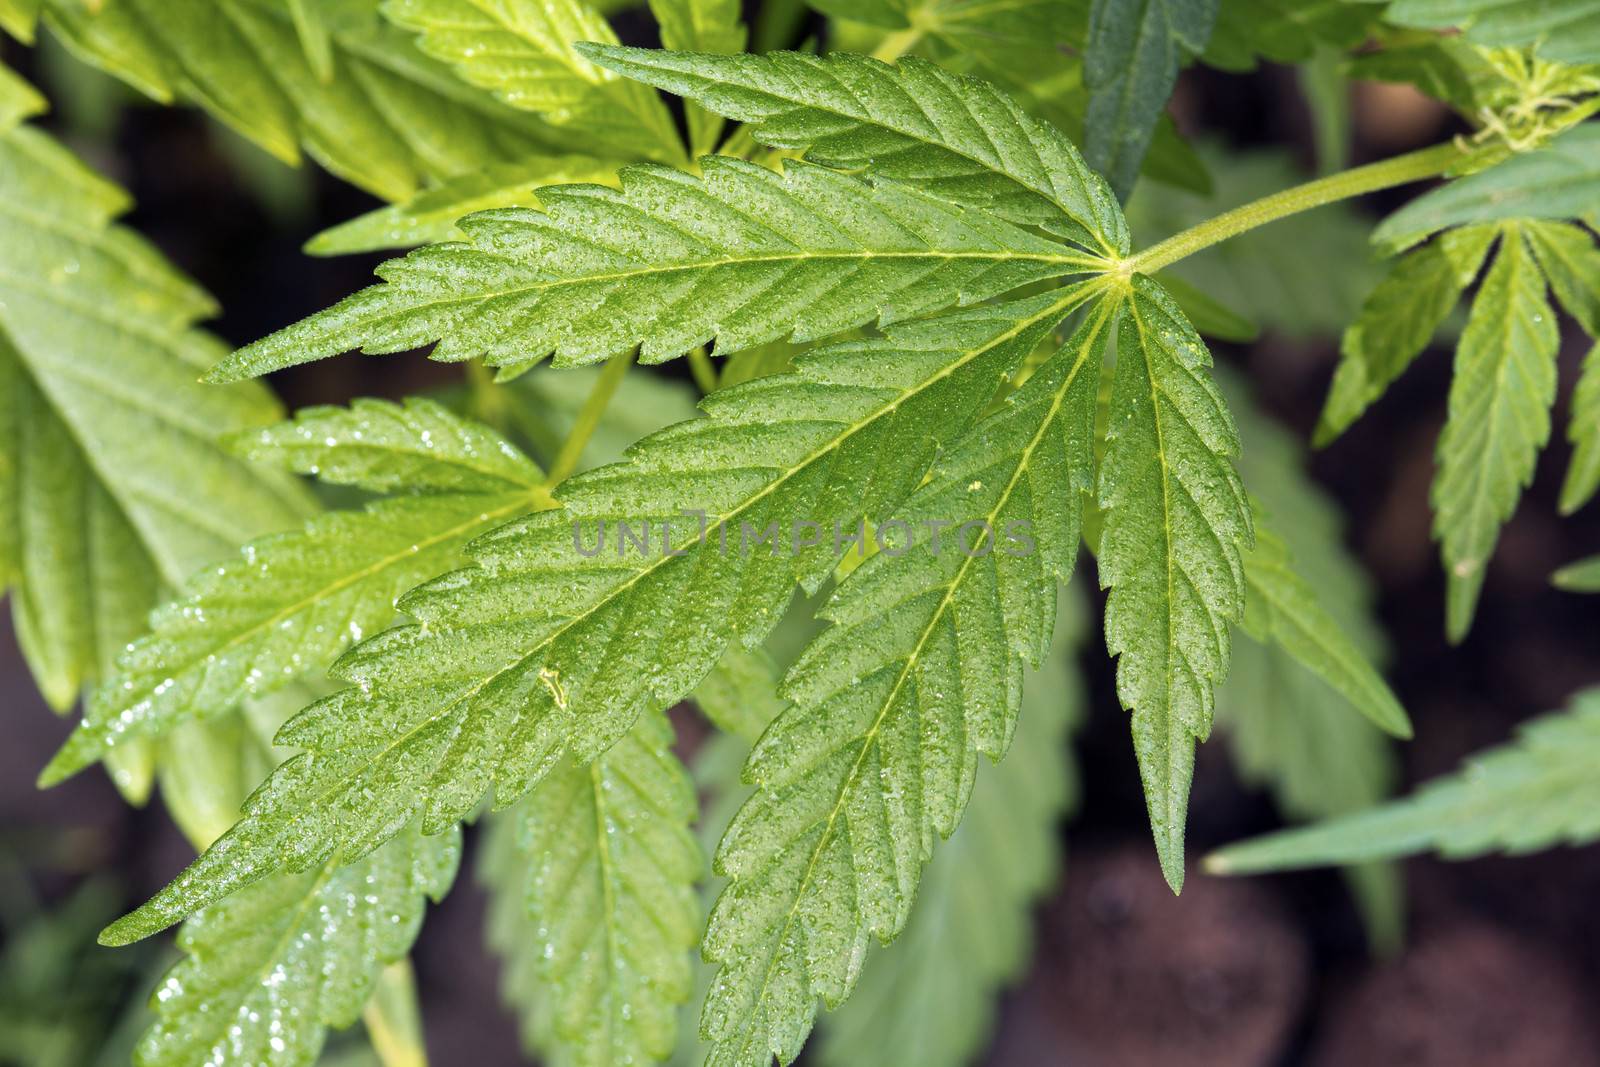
[368, 246, 1097, 319]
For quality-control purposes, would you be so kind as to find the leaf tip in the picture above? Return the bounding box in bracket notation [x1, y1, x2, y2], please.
[1369, 688, 1415, 740]
[201, 357, 247, 385]
[1153, 830, 1186, 893]
[36, 748, 83, 789]
[302, 231, 338, 258]
[97, 911, 154, 948]
[1551, 561, 1600, 593]
[1161, 856, 1185, 894]
[1444, 571, 1481, 645]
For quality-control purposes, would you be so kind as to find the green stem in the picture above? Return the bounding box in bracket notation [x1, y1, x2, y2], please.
[544, 351, 633, 486]
[465, 361, 509, 432]
[687, 347, 718, 393]
[1129, 140, 1470, 275]
[717, 122, 758, 160]
[362, 960, 429, 1067]
[870, 25, 924, 63]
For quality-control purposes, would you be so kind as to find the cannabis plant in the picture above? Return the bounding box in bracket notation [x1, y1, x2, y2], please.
[3, 0, 1599, 1064]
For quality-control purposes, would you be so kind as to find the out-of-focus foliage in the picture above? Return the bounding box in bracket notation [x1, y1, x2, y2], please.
[1221, 379, 1404, 949]
[1211, 688, 1600, 872]
[1319, 128, 1600, 640]
[5, 4, 1597, 1066]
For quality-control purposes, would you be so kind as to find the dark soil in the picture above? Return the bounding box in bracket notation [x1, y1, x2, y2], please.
[1306, 925, 1600, 1067]
[1003, 848, 1310, 1067]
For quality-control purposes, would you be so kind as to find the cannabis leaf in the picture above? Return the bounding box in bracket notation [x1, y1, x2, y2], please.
[1385, 0, 1600, 66]
[102, 287, 1099, 946]
[286, 0, 335, 81]
[1315, 225, 1498, 444]
[1208, 687, 1600, 873]
[1203, 0, 1376, 72]
[647, 0, 746, 155]
[1240, 523, 1411, 738]
[699, 302, 1110, 1066]
[1097, 276, 1253, 890]
[801, 0, 909, 24]
[814, 0, 1082, 71]
[4, 352, 151, 714]
[231, 395, 542, 492]
[382, 0, 685, 163]
[860, 0, 1213, 197]
[42, 398, 550, 784]
[1351, 39, 1600, 139]
[816, 595, 1084, 1067]
[1345, 36, 1496, 115]
[481, 831, 553, 1058]
[1525, 218, 1600, 338]
[0, 71, 306, 720]
[1084, 0, 1219, 200]
[481, 709, 700, 1067]
[1433, 223, 1559, 641]
[796, 0, 1197, 186]
[1562, 341, 1600, 513]
[0, 0, 35, 44]
[576, 46, 1131, 254]
[10, 0, 577, 202]
[1372, 125, 1600, 252]
[0, 55, 41, 123]
[1155, 276, 1259, 343]
[665, 648, 793, 1067]
[154, 695, 294, 849]
[141, 822, 459, 1067]
[649, 0, 746, 64]
[546, 645, 787, 1067]
[212, 156, 1101, 381]
[1523, 220, 1600, 514]
[306, 154, 622, 255]
[691, 645, 788, 742]
[1221, 381, 1404, 946]
[1318, 132, 1600, 640]
[1553, 551, 1600, 590]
